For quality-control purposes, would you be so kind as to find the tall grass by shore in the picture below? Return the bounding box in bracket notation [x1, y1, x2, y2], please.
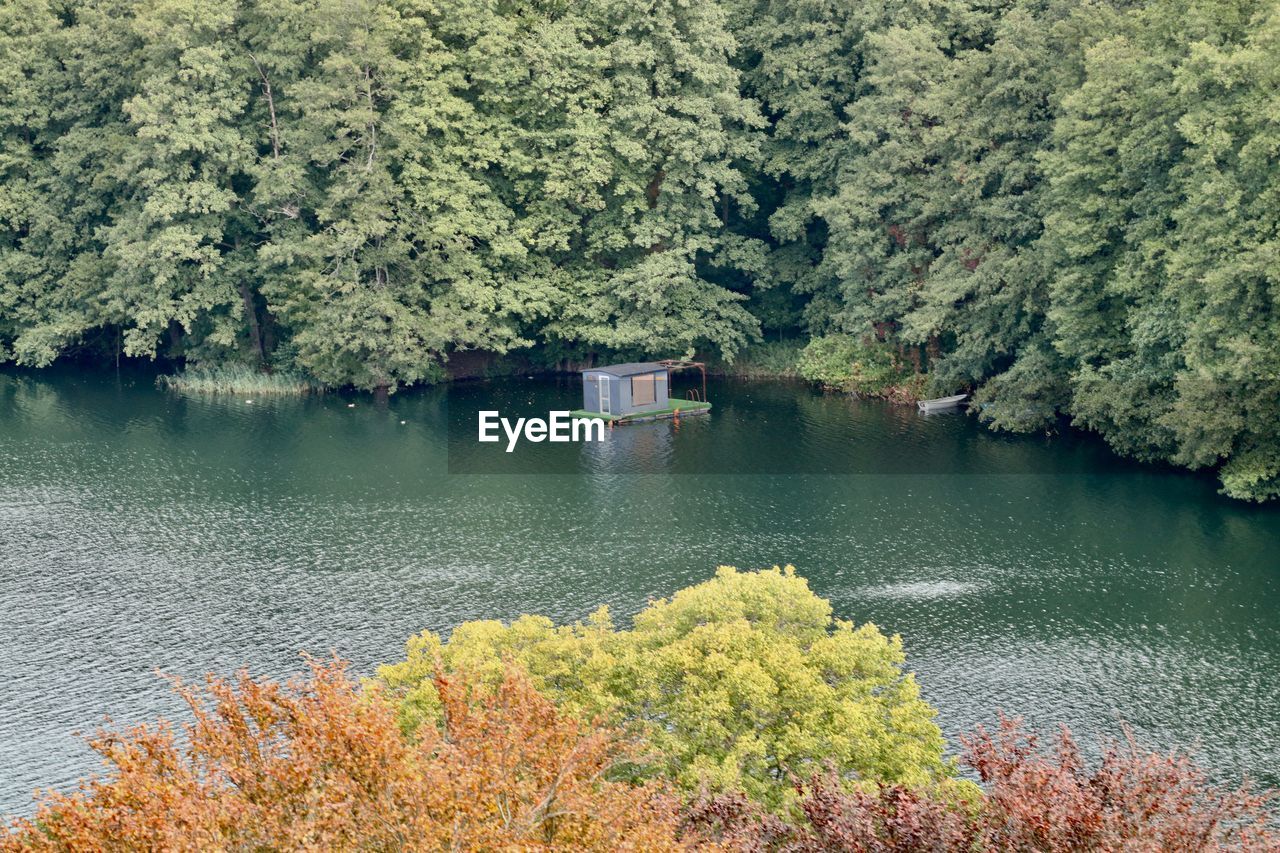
[158, 364, 319, 396]
[710, 340, 806, 380]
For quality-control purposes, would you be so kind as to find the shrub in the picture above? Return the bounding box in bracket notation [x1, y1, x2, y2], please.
[378, 566, 952, 808]
[712, 340, 806, 379]
[682, 777, 980, 852]
[963, 715, 1277, 851]
[681, 716, 1278, 852]
[796, 335, 926, 401]
[2, 659, 690, 851]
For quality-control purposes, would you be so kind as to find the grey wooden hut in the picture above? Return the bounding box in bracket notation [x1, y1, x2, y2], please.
[580, 362, 670, 417]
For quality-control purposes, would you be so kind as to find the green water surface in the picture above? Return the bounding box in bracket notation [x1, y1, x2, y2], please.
[1, 368, 1278, 812]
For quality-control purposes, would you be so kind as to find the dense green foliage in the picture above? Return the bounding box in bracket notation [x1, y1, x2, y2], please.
[377, 566, 953, 808]
[0, 0, 763, 389]
[796, 335, 925, 401]
[2, 0, 1277, 497]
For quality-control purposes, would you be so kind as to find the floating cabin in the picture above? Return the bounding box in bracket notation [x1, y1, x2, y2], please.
[575, 361, 712, 424]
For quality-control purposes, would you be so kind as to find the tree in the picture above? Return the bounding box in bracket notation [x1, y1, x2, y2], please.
[681, 777, 981, 852]
[0, 0, 139, 365]
[1, 659, 692, 851]
[1037, 3, 1187, 457]
[254, 0, 455, 391]
[0, 0, 68, 363]
[2, 0, 1278, 498]
[544, 0, 766, 361]
[1039, 0, 1280, 499]
[99, 0, 254, 364]
[0, 0, 769, 384]
[724, 0, 895, 335]
[1157, 0, 1280, 500]
[378, 566, 952, 808]
[902, 2, 1072, 424]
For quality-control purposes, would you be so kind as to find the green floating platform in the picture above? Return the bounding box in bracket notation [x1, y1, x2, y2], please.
[568, 398, 711, 425]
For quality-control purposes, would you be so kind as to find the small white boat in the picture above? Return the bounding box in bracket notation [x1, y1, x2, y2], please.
[917, 393, 968, 412]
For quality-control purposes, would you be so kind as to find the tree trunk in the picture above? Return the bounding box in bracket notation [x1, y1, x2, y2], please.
[167, 322, 183, 361]
[926, 335, 941, 369]
[262, 309, 276, 362]
[248, 52, 281, 159]
[240, 282, 265, 365]
[646, 168, 667, 253]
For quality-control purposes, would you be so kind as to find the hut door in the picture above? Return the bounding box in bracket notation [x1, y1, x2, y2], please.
[598, 376, 611, 413]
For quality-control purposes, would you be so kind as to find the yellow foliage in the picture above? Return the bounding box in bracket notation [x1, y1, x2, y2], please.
[378, 566, 952, 808]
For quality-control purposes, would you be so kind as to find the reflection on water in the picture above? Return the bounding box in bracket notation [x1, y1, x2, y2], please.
[857, 580, 986, 599]
[1, 367, 1279, 814]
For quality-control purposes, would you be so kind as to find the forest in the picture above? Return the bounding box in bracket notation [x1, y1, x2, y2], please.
[1, 0, 1277, 498]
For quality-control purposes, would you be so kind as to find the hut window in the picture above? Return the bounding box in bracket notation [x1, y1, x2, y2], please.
[632, 374, 656, 406]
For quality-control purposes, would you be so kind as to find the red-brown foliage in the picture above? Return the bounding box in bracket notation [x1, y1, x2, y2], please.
[682, 715, 1278, 852]
[681, 779, 978, 852]
[963, 714, 1277, 852]
[2, 658, 694, 851]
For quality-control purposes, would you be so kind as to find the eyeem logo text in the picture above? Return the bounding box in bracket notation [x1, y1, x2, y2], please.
[478, 411, 605, 452]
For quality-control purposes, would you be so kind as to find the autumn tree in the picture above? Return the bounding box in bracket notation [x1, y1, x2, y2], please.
[379, 566, 952, 808]
[1, 659, 692, 851]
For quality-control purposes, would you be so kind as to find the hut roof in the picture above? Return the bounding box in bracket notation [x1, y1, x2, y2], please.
[581, 362, 668, 377]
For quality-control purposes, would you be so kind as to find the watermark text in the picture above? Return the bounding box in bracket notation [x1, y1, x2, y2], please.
[478, 410, 605, 452]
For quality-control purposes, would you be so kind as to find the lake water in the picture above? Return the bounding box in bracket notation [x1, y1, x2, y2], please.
[2, 367, 1279, 814]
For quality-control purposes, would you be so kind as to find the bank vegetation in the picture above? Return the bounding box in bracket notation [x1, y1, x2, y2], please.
[1, 0, 1278, 497]
[4, 568, 1275, 850]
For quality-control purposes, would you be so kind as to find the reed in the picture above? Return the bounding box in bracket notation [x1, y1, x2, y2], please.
[711, 339, 806, 379]
[159, 364, 319, 396]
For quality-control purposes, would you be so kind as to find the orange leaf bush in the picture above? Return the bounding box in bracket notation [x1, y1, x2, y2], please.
[2, 658, 695, 851]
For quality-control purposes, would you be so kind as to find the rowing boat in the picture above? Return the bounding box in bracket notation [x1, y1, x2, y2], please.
[917, 393, 968, 412]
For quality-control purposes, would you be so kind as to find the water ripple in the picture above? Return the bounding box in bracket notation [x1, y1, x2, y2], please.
[1, 369, 1278, 814]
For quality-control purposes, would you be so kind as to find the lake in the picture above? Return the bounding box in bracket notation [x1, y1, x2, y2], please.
[2, 367, 1278, 814]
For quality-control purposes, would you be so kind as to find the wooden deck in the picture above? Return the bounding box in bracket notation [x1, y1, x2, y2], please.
[568, 398, 711, 425]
